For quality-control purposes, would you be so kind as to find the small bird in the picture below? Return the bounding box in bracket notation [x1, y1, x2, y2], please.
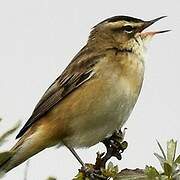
[0, 15, 169, 174]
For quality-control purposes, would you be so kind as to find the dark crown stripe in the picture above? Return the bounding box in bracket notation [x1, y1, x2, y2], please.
[97, 16, 143, 26]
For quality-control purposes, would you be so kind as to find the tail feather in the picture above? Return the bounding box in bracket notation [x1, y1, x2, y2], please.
[0, 151, 15, 175]
[0, 122, 58, 176]
[0, 133, 46, 175]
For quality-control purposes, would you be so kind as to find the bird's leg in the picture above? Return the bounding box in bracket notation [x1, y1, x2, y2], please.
[63, 141, 85, 167]
[95, 128, 128, 170]
[64, 143, 100, 179]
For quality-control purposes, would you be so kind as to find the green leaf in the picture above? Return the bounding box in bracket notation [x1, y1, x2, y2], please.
[46, 177, 57, 180]
[73, 172, 85, 180]
[154, 153, 165, 169]
[167, 139, 177, 165]
[102, 161, 119, 177]
[164, 162, 172, 177]
[144, 166, 160, 178]
[107, 161, 114, 169]
[0, 121, 21, 145]
[156, 140, 166, 160]
[175, 155, 180, 164]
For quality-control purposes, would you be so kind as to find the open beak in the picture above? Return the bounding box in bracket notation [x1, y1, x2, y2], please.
[139, 16, 171, 35]
[138, 16, 170, 43]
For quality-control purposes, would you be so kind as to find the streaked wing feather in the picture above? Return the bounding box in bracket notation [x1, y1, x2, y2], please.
[16, 47, 104, 138]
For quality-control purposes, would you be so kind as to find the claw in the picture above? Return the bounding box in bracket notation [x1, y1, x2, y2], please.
[77, 129, 128, 179]
[95, 129, 128, 170]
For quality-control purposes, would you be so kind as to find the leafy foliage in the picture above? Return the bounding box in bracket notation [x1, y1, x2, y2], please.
[145, 139, 180, 179]
[73, 139, 180, 180]
[73, 162, 119, 180]
[0, 121, 21, 145]
[46, 177, 57, 180]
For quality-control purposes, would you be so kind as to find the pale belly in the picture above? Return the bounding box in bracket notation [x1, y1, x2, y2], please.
[61, 76, 140, 148]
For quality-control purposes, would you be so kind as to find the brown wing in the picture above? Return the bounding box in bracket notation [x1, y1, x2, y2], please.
[16, 46, 104, 138]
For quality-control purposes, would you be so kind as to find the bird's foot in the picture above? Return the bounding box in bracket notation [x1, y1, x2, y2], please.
[95, 128, 128, 170]
[74, 129, 128, 179]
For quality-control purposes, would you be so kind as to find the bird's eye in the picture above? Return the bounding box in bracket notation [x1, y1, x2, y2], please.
[122, 25, 134, 33]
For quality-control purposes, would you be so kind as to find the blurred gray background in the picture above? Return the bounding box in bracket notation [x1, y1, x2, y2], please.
[0, 0, 179, 179]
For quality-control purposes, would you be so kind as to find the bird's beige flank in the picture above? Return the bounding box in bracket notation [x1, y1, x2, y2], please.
[0, 15, 169, 173]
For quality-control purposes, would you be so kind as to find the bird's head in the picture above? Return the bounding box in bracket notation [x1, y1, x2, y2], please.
[88, 16, 170, 55]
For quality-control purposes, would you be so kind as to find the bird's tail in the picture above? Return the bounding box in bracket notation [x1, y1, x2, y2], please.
[0, 131, 46, 175]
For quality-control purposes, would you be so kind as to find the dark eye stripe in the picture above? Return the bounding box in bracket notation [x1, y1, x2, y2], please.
[112, 25, 135, 33]
[122, 25, 134, 32]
